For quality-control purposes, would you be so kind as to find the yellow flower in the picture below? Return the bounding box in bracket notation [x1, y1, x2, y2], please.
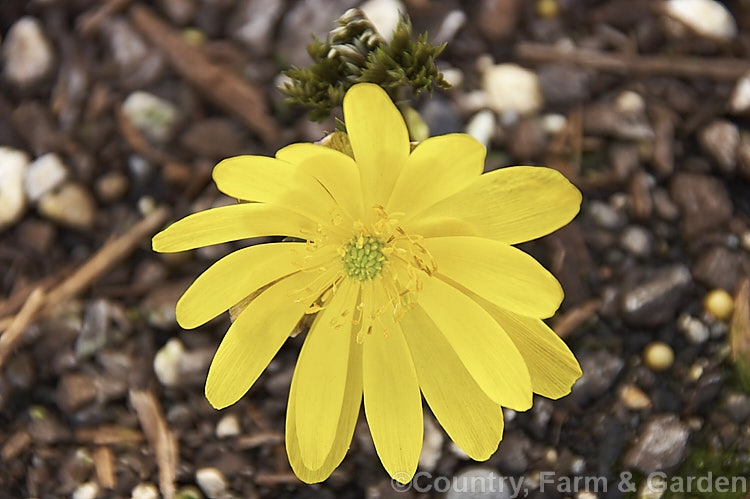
[152, 83, 582, 483]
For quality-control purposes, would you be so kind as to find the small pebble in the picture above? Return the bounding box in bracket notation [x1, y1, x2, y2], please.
[663, 0, 737, 40]
[730, 72, 750, 114]
[0, 147, 30, 232]
[154, 338, 185, 387]
[619, 384, 652, 410]
[38, 182, 96, 230]
[434, 10, 467, 45]
[361, 0, 403, 42]
[615, 90, 645, 114]
[121, 91, 180, 143]
[72, 482, 99, 499]
[536, 0, 559, 19]
[465, 109, 496, 148]
[688, 362, 705, 381]
[704, 288, 734, 321]
[131, 482, 159, 499]
[587, 200, 625, 230]
[215, 414, 241, 438]
[195, 467, 228, 499]
[2, 17, 54, 86]
[678, 313, 710, 344]
[699, 119, 739, 174]
[541, 113, 566, 134]
[482, 63, 543, 115]
[24, 153, 68, 202]
[95, 171, 130, 203]
[643, 342, 674, 371]
[620, 225, 652, 257]
[441, 67, 464, 88]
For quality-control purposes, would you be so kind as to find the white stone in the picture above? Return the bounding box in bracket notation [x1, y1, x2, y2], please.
[361, 0, 404, 42]
[2, 17, 54, 86]
[482, 63, 543, 115]
[154, 338, 185, 387]
[0, 147, 30, 231]
[615, 90, 645, 114]
[196, 467, 228, 499]
[418, 415, 444, 471]
[72, 482, 99, 499]
[542, 113, 567, 134]
[216, 414, 241, 438]
[730, 72, 750, 114]
[131, 483, 159, 499]
[678, 313, 710, 344]
[465, 109, 496, 148]
[121, 91, 179, 143]
[442, 67, 464, 88]
[38, 182, 96, 229]
[664, 0, 737, 40]
[434, 9, 466, 44]
[24, 153, 68, 202]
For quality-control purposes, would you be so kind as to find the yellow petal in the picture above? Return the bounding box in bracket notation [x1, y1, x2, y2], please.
[212, 155, 335, 223]
[387, 134, 485, 216]
[205, 270, 333, 409]
[276, 143, 364, 219]
[343, 83, 410, 212]
[404, 166, 582, 244]
[424, 236, 563, 318]
[417, 276, 533, 410]
[152, 203, 318, 253]
[362, 283, 423, 482]
[293, 279, 359, 470]
[400, 307, 503, 460]
[481, 301, 582, 399]
[286, 325, 363, 483]
[177, 243, 336, 329]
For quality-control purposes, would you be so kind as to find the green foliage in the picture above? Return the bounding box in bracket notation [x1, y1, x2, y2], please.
[280, 9, 451, 122]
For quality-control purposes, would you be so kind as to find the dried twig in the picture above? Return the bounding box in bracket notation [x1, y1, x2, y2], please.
[130, 5, 279, 144]
[236, 432, 284, 449]
[516, 42, 750, 81]
[43, 206, 170, 312]
[0, 272, 67, 320]
[77, 0, 132, 36]
[0, 208, 169, 368]
[129, 389, 178, 499]
[0, 288, 46, 368]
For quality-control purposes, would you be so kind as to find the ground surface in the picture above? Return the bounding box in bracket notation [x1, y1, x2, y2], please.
[1, 0, 750, 498]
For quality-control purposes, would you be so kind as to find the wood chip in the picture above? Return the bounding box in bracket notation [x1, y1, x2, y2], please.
[1, 430, 31, 461]
[94, 446, 116, 489]
[75, 425, 144, 445]
[552, 298, 601, 339]
[235, 432, 283, 449]
[253, 472, 300, 486]
[129, 389, 178, 499]
[130, 5, 279, 145]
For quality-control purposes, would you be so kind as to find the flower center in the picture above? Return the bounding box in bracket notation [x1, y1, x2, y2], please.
[341, 234, 387, 281]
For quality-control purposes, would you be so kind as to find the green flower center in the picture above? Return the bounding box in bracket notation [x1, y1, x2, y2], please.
[342, 235, 387, 281]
